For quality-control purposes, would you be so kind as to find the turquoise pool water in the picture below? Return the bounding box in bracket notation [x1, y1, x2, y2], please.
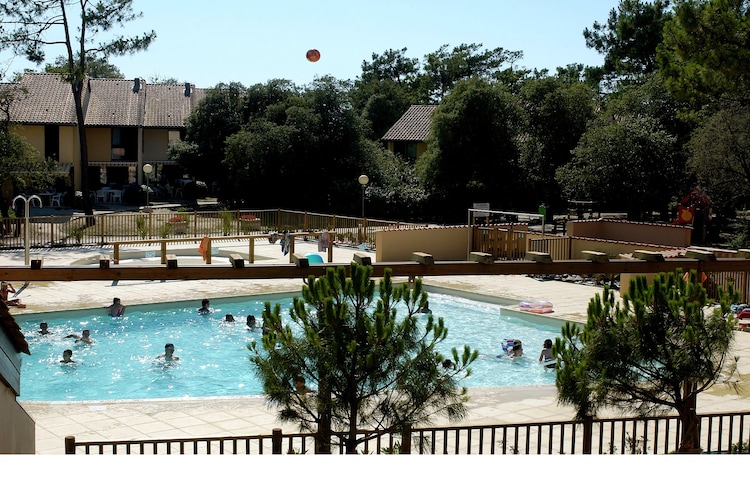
[17, 291, 563, 402]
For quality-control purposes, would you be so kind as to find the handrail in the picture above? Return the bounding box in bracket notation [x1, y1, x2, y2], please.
[111, 231, 337, 265]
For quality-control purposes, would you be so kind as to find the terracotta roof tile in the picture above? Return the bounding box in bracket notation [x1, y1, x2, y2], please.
[144, 83, 201, 128]
[381, 104, 437, 142]
[6, 73, 80, 125]
[6, 73, 208, 129]
[85, 78, 144, 127]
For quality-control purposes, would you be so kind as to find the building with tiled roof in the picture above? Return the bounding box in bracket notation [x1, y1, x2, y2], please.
[5, 73, 208, 191]
[381, 104, 437, 162]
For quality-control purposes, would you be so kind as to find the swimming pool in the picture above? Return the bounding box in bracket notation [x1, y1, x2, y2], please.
[17, 291, 565, 402]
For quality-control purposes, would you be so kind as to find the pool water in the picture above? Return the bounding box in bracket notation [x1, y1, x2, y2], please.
[17, 292, 563, 402]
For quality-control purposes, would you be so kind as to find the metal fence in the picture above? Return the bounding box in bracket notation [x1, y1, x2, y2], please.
[65, 410, 750, 455]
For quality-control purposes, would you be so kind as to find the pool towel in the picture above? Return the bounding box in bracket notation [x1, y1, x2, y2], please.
[318, 230, 330, 251]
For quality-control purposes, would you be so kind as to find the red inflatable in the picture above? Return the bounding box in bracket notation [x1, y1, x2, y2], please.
[306, 49, 320, 62]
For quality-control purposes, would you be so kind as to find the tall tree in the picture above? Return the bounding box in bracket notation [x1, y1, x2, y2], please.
[416, 43, 522, 103]
[555, 270, 738, 453]
[45, 54, 123, 78]
[249, 263, 477, 454]
[686, 102, 750, 216]
[584, 0, 673, 82]
[0, 0, 155, 218]
[417, 78, 522, 222]
[517, 75, 596, 213]
[658, 0, 750, 105]
[556, 75, 684, 220]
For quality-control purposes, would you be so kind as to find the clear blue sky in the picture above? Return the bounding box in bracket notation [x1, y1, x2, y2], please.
[2, 0, 621, 88]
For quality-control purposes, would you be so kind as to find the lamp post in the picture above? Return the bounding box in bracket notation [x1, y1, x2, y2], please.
[13, 194, 42, 266]
[143, 164, 153, 209]
[358, 174, 369, 219]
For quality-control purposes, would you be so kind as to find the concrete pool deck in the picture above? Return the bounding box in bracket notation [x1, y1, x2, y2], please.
[4, 240, 750, 454]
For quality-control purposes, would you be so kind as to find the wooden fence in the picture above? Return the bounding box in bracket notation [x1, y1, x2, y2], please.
[0, 208, 423, 250]
[64, 410, 750, 455]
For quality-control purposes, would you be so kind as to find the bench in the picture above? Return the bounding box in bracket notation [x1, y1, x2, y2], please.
[229, 253, 245, 269]
[166, 254, 178, 269]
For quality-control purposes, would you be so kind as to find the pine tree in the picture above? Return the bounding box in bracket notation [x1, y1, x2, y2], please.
[555, 269, 739, 453]
[249, 263, 477, 454]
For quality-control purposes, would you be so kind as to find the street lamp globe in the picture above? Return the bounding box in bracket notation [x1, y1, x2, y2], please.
[358, 174, 369, 186]
[143, 164, 154, 207]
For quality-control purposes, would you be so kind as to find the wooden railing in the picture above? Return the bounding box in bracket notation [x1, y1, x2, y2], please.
[64, 410, 750, 455]
[0, 209, 424, 250]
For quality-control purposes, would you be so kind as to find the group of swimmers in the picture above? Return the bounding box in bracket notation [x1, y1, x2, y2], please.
[197, 299, 259, 329]
[496, 338, 555, 366]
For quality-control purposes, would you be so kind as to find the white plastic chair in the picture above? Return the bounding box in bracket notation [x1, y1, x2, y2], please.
[96, 190, 107, 203]
[110, 190, 122, 203]
[50, 193, 63, 207]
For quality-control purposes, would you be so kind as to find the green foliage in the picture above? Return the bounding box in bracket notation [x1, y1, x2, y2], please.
[686, 102, 750, 216]
[584, 0, 673, 81]
[658, 0, 750, 106]
[555, 77, 684, 220]
[417, 78, 522, 221]
[249, 263, 477, 454]
[555, 269, 739, 452]
[220, 211, 233, 236]
[136, 216, 148, 239]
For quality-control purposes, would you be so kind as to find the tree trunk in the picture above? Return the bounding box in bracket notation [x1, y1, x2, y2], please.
[72, 81, 95, 223]
[315, 378, 332, 454]
[677, 390, 701, 454]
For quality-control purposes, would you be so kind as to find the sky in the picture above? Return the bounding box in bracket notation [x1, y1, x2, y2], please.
[1, 0, 621, 89]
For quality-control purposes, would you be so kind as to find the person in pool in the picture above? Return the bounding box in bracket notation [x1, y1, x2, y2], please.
[507, 340, 523, 359]
[539, 339, 554, 364]
[65, 329, 93, 344]
[39, 322, 51, 335]
[198, 299, 211, 314]
[246, 314, 257, 329]
[106, 297, 125, 317]
[60, 349, 75, 364]
[156, 343, 180, 361]
[225, 313, 235, 322]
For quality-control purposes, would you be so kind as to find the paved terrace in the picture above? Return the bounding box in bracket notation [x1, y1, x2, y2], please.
[3, 238, 750, 454]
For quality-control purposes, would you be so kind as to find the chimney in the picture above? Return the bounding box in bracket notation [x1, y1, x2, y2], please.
[133, 78, 141, 93]
[184, 82, 191, 97]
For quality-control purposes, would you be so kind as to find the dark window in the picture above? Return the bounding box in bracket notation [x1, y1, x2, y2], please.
[111, 127, 138, 161]
[44, 125, 59, 161]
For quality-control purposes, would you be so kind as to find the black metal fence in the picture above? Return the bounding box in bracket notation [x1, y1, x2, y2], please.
[65, 410, 750, 455]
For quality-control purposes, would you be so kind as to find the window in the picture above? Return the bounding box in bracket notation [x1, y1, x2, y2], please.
[111, 127, 138, 161]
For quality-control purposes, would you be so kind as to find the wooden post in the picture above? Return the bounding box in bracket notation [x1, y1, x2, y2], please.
[161, 241, 167, 264]
[401, 423, 412, 455]
[582, 416, 593, 455]
[205, 238, 212, 265]
[65, 436, 76, 454]
[249, 237, 255, 264]
[272, 428, 283, 454]
[113, 243, 120, 264]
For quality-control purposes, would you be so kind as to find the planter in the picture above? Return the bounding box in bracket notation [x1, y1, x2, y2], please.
[240, 216, 261, 232]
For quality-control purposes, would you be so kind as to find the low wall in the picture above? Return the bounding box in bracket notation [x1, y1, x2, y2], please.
[567, 219, 692, 247]
[569, 237, 681, 260]
[376, 226, 471, 262]
[0, 385, 35, 453]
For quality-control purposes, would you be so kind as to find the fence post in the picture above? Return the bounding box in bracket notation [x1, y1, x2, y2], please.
[65, 436, 76, 454]
[401, 423, 412, 454]
[582, 416, 593, 454]
[272, 428, 283, 454]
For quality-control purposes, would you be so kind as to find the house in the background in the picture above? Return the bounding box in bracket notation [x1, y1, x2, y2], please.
[381, 104, 437, 162]
[4, 72, 206, 192]
[0, 301, 33, 453]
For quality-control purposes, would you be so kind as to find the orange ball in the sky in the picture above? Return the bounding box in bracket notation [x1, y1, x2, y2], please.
[306, 49, 321, 62]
